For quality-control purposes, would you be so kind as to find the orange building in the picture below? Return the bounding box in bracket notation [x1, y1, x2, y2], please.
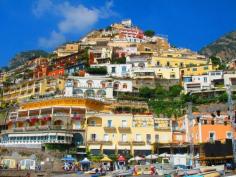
[191, 112, 236, 144]
[48, 68, 65, 77]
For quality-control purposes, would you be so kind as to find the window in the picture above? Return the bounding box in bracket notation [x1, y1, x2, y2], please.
[204, 66, 208, 70]
[121, 66, 126, 73]
[166, 61, 170, 67]
[104, 134, 109, 141]
[192, 68, 197, 71]
[209, 132, 215, 141]
[226, 132, 233, 139]
[156, 61, 160, 66]
[204, 77, 207, 83]
[155, 135, 159, 142]
[107, 120, 112, 127]
[121, 120, 127, 127]
[142, 121, 147, 127]
[121, 134, 127, 142]
[91, 134, 97, 141]
[123, 84, 127, 89]
[180, 62, 184, 67]
[135, 134, 141, 141]
[146, 134, 151, 144]
[90, 120, 96, 126]
[111, 67, 116, 73]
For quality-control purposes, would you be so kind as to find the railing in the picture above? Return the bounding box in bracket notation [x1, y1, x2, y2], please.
[132, 141, 146, 145]
[118, 141, 131, 145]
[87, 124, 102, 127]
[154, 126, 171, 131]
[172, 127, 185, 132]
[118, 127, 131, 131]
[87, 140, 112, 145]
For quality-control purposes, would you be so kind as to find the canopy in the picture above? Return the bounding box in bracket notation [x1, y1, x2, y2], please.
[80, 158, 90, 164]
[118, 155, 126, 162]
[100, 156, 112, 162]
[145, 154, 158, 160]
[128, 156, 144, 162]
[158, 153, 171, 157]
[61, 155, 76, 162]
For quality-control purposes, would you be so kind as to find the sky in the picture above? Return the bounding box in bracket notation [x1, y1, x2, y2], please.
[0, 0, 236, 67]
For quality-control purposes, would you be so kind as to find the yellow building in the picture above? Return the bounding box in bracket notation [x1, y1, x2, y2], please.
[148, 48, 209, 68]
[2, 77, 65, 102]
[86, 113, 156, 155]
[180, 64, 215, 76]
[0, 96, 176, 156]
[54, 43, 80, 57]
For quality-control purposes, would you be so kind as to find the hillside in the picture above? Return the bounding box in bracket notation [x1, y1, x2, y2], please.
[9, 50, 49, 69]
[199, 31, 236, 61]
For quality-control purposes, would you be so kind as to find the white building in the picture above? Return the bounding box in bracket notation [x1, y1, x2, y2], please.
[183, 71, 224, 93]
[113, 79, 133, 93]
[64, 76, 114, 100]
[91, 64, 132, 78]
[224, 71, 236, 90]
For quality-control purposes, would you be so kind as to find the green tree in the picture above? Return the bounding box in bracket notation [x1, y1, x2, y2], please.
[168, 85, 183, 97]
[144, 30, 155, 37]
[139, 87, 154, 99]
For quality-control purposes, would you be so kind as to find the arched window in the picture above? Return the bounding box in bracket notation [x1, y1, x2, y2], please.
[123, 83, 127, 89]
[87, 80, 93, 88]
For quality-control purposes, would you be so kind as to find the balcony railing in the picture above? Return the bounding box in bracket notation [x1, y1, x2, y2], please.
[87, 124, 102, 127]
[132, 141, 145, 146]
[87, 139, 113, 145]
[118, 141, 131, 145]
[172, 127, 185, 132]
[118, 127, 131, 131]
[104, 126, 116, 131]
[154, 126, 171, 131]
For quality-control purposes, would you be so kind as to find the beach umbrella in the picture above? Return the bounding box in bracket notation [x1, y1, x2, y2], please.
[117, 155, 126, 162]
[100, 156, 112, 162]
[145, 154, 158, 160]
[80, 158, 91, 164]
[128, 156, 144, 162]
[61, 155, 76, 162]
[158, 153, 170, 157]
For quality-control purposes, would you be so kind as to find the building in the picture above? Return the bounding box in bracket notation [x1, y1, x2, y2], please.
[183, 71, 224, 93]
[86, 113, 156, 155]
[131, 67, 180, 80]
[180, 64, 214, 77]
[149, 48, 209, 68]
[2, 77, 65, 102]
[64, 76, 114, 100]
[224, 71, 236, 90]
[89, 47, 112, 64]
[0, 97, 110, 150]
[91, 64, 132, 78]
[54, 43, 80, 57]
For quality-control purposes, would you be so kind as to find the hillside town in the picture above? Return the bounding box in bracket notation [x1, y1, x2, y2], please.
[0, 19, 236, 176]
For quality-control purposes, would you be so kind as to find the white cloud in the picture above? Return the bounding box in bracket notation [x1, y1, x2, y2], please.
[33, 0, 116, 49]
[58, 3, 100, 33]
[32, 0, 53, 17]
[38, 31, 66, 48]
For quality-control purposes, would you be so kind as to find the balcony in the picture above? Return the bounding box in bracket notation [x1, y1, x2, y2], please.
[132, 141, 145, 146]
[101, 140, 113, 145]
[154, 126, 171, 131]
[172, 127, 185, 132]
[118, 126, 131, 132]
[104, 126, 116, 131]
[87, 124, 102, 127]
[118, 141, 131, 146]
[87, 140, 102, 145]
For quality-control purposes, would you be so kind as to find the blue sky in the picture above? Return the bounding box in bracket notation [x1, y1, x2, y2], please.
[0, 0, 236, 67]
